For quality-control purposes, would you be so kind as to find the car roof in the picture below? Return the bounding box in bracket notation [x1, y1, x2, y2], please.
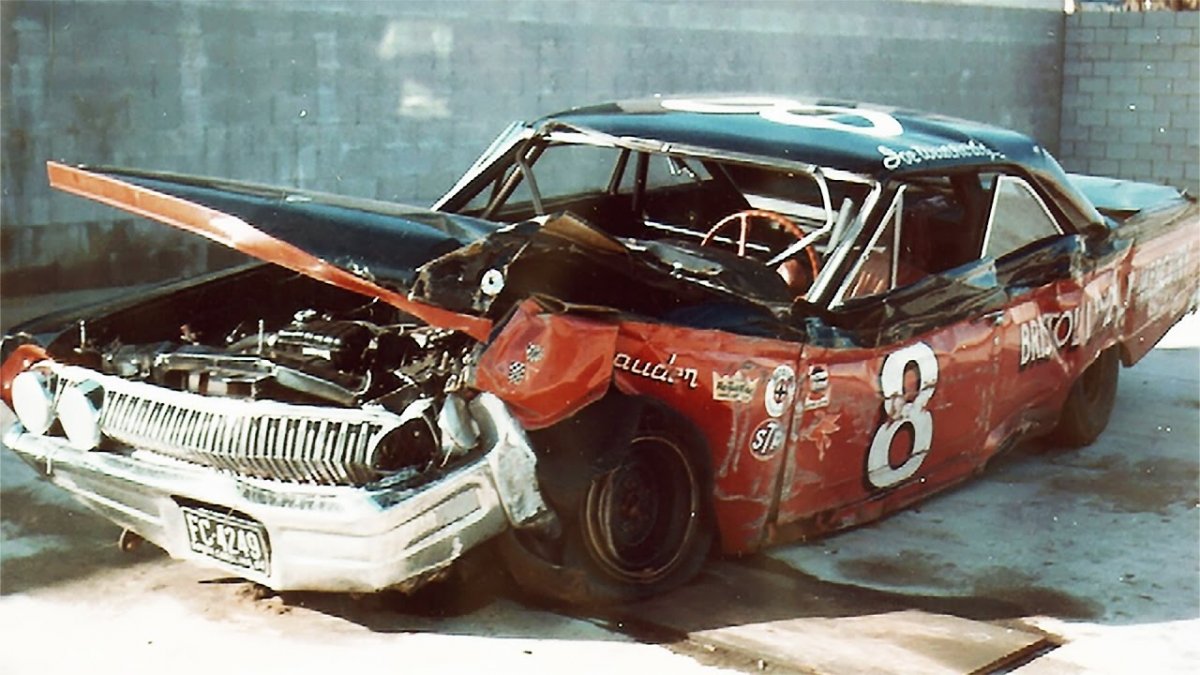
[539, 96, 1056, 180]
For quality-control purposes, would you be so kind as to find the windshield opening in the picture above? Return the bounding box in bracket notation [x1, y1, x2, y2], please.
[451, 134, 875, 302]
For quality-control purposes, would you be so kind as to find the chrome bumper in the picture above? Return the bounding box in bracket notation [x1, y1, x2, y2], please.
[2, 393, 553, 593]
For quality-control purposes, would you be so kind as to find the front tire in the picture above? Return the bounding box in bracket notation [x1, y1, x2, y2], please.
[500, 409, 713, 606]
[1052, 347, 1119, 447]
[572, 431, 710, 597]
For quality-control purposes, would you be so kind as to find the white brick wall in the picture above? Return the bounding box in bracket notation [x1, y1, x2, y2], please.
[1059, 11, 1200, 193]
[0, 0, 1074, 292]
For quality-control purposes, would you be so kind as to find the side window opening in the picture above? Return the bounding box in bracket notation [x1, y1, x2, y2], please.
[839, 175, 983, 303]
[503, 144, 626, 212]
[983, 175, 1063, 260]
[843, 188, 903, 301]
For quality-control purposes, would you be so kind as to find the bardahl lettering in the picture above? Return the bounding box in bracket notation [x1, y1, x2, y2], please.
[712, 370, 759, 403]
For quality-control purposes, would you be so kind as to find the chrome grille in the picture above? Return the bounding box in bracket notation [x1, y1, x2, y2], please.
[56, 365, 405, 485]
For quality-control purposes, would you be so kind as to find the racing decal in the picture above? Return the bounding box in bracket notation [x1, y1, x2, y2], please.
[764, 364, 797, 418]
[525, 343, 544, 363]
[867, 342, 938, 489]
[613, 352, 700, 389]
[876, 140, 1005, 172]
[507, 361, 527, 385]
[660, 97, 903, 138]
[749, 419, 785, 460]
[712, 370, 759, 403]
[799, 409, 841, 461]
[803, 364, 830, 410]
[1019, 280, 1123, 369]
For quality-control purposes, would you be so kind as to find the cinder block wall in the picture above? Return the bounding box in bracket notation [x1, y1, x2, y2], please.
[1058, 11, 1199, 193]
[3, 0, 1067, 294]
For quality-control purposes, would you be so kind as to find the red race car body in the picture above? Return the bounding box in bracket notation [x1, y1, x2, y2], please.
[4, 97, 1197, 604]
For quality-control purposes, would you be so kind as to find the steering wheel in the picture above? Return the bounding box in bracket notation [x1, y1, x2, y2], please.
[700, 209, 821, 285]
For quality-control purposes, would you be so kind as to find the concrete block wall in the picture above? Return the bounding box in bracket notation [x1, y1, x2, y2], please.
[1059, 10, 1200, 193]
[3, 0, 1067, 294]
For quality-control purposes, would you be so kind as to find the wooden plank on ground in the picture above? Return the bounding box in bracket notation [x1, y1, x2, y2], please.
[620, 561, 1048, 674]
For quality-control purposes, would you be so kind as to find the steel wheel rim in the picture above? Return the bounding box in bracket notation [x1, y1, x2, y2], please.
[582, 435, 701, 584]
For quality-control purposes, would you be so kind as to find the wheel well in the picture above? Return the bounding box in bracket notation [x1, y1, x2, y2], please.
[527, 393, 715, 529]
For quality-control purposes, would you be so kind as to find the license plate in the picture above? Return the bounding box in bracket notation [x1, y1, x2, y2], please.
[181, 507, 270, 575]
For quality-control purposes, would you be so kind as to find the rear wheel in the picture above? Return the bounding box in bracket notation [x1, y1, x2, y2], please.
[500, 411, 713, 606]
[1052, 347, 1119, 447]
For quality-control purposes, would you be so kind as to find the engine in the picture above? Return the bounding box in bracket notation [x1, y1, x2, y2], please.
[94, 306, 473, 412]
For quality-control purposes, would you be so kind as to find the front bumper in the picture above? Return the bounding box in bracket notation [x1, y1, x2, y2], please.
[2, 393, 553, 593]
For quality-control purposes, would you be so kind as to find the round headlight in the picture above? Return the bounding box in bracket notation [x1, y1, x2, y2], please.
[59, 380, 104, 451]
[11, 369, 56, 435]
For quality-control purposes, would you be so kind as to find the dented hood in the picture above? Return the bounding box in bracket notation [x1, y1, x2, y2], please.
[48, 162, 496, 340]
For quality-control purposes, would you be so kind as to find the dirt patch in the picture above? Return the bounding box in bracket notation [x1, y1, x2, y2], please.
[0, 541, 166, 595]
[972, 567, 1102, 620]
[1042, 456, 1198, 515]
[834, 549, 960, 589]
[0, 485, 166, 595]
[1, 486, 111, 539]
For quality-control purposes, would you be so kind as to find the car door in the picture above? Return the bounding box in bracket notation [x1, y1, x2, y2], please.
[772, 175, 1007, 538]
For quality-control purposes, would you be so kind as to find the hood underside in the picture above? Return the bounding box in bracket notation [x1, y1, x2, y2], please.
[47, 162, 801, 342]
[47, 162, 497, 341]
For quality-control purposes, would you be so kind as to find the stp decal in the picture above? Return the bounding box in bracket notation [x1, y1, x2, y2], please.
[749, 419, 785, 459]
[765, 364, 797, 418]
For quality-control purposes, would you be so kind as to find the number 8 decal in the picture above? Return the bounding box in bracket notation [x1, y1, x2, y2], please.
[867, 342, 938, 489]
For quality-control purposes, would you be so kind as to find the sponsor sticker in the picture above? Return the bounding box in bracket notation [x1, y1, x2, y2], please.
[712, 370, 759, 403]
[804, 364, 830, 410]
[765, 364, 796, 418]
[750, 419, 785, 459]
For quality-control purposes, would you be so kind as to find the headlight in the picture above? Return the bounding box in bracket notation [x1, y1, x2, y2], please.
[11, 369, 56, 435]
[58, 380, 104, 451]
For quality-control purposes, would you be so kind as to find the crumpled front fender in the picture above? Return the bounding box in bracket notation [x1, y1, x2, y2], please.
[474, 299, 618, 430]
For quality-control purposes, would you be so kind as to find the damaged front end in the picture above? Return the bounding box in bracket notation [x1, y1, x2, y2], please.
[2, 292, 557, 592]
[1, 165, 564, 594]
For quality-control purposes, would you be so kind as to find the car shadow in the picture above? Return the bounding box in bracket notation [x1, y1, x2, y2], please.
[0, 482, 166, 596]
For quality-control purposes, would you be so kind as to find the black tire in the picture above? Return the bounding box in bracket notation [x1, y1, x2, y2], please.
[499, 409, 713, 606]
[1051, 346, 1120, 447]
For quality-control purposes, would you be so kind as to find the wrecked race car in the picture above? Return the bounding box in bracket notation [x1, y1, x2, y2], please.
[4, 96, 1198, 605]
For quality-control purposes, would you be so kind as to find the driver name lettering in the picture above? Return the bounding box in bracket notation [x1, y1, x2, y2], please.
[1019, 282, 1123, 369]
[877, 140, 1005, 172]
[614, 352, 699, 389]
[1131, 248, 1193, 309]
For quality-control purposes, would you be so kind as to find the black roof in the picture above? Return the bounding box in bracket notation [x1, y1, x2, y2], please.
[540, 96, 1060, 180]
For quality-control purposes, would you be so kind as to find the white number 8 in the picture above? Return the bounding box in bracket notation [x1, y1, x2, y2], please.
[660, 96, 904, 139]
[867, 342, 938, 489]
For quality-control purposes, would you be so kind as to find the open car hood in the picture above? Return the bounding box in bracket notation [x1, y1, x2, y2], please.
[47, 162, 497, 341]
[48, 162, 801, 342]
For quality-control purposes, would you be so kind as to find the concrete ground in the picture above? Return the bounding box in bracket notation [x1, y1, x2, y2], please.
[0, 288, 1196, 674]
